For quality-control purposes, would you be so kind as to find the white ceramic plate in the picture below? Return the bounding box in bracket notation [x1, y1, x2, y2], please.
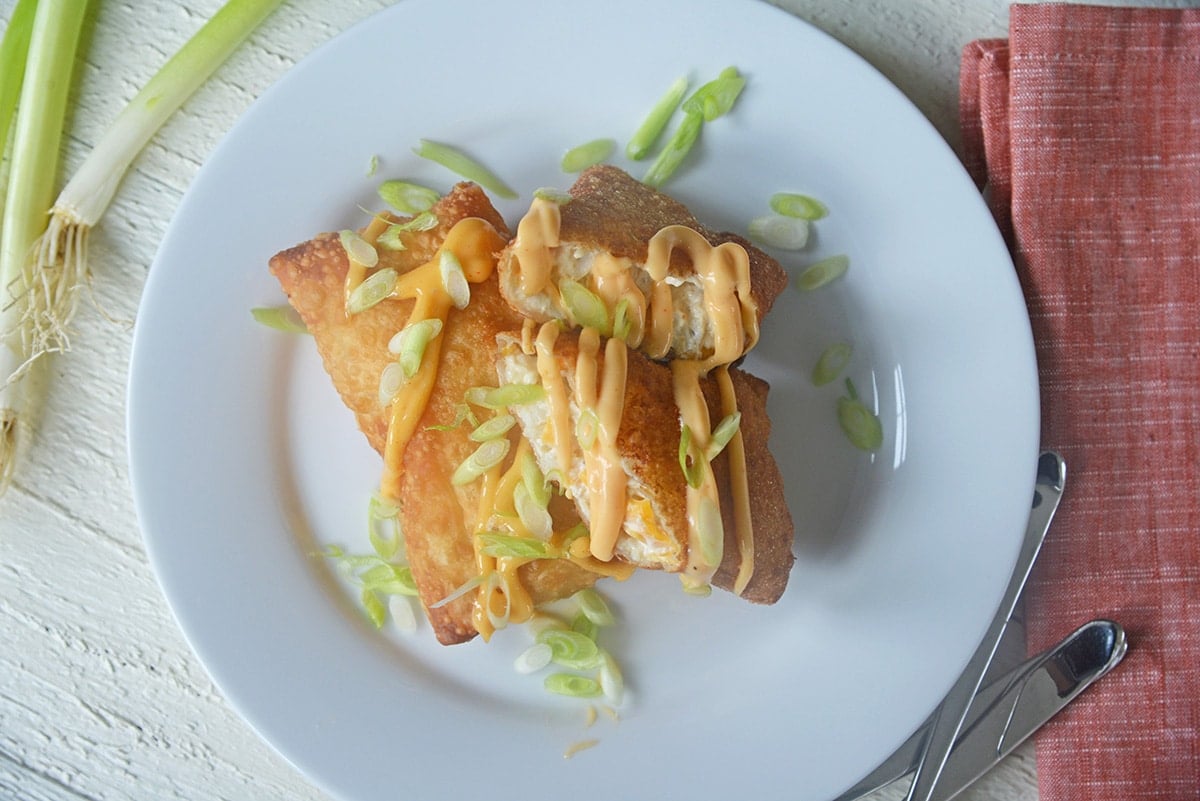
[128, 1, 1039, 799]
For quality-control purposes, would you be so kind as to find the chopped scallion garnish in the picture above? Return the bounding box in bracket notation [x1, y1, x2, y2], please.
[626, 75, 689, 160]
[561, 138, 615, 173]
[413, 138, 517, 199]
[339, 229, 379, 268]
[472, 384, 547, 409]
[599, 652, 624, 704]
[438, 251, 471, 309]
[812, 342, 853, 386]
[795, 254, 850, 292]
[837, 379, 883, 451]
[367, 493, 403, 560]
[680, 66, 745, 121]
[642, 110, 702, 188]
[513, 482, 553, 541]
[545, 673, 603, 699]
[378, 179, 440, 214]
[559, 279, 610, 334]
[748, 214, 810, 250]
[770, 192, 828, 220]
[477, 531, 556, 559]
[574, 589, 616, 627]
[469, 413, 516, 442]
[611, 297, 633, 341]
[250, 305, 308, 334]
[533, 187, 572, 204]
[538, 629, 602, 670]
[346, 267, 397, 314]
[520, 451, 552, 508]
[575, 407, 600, 451]
[514, 642, 554, 674]
[705, 412, 741, 461]
[388, 317, 443, 378]
[677, 424, 703, 488]
[571, 612, 599, 641]
[451, 438, 511, 485]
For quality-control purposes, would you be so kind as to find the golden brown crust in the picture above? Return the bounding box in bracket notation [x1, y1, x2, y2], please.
[553, 165, 789, 318]
[523, 329, 794, 599]
[269, 183, 597, 645]
[708, 370, 795, 604]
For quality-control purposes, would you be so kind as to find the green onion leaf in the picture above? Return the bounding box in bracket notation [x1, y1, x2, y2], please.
[472, 384, 547, 409]
[626, 75, 689, 160]
[413, 139, 517, 199]
[429, 573, 486, 609]
[469, 413, 516, 442]
[520, 450, 552, 508]
[705, 412, 741, 461]
[559, 279, 610, 334]
[575, 407, 600, 451]
[250, 305, 308, 334]
[643, 110, 703, 188]
[837, 396, 883, 451]
[367, 493, 403, 560]
[561, 138, 615, 173]
[571, 612, 599, 641]
[681, 66, 746, 121]
[795, 254, 850, 292]
[366, 154, 379, 176]
[379, 210, 440, 251]
[599, 652, 624, 703]
[696, 495, 724, 566]
[378, 362, 407, 406]
[770, 192, 828, 220]
[375, 225, 407, 252]
[346, 267, 398, 314]
[425, 402, 478, 432]
[812, 342, 853, 387]
[478, 531, 557, 559]
[361, 588, 387, 628]
[452, 438, 511, 485]
[611, 297, 633, 342]
[513, 482, 554, 540]
[538, 628, 603, 670]
[388, 317, 443, 377]
[544, 673, 603, 698]
[748, 214, 810, 250]
[378, 180, 440, 214]
[574, 588, 616, 627]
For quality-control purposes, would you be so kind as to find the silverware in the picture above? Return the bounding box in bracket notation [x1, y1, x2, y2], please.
[902, 450, 1066, 801]
[832, 618, 1126, 801]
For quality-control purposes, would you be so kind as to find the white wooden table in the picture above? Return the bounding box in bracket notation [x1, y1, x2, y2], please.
[1, 1, 1184, 799]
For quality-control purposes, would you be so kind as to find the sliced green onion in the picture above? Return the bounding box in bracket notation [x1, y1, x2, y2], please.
[379, 211, 441, 249]
[611, 297, 633, 342]
[413, 138, 517, 199]
[571, 612, 598, 641]
[451, 438, 511, 485]
[533, 187, 572, 204]
[388, 317, 443, 377]
[472, 383, 547, 409]
[705, 412, 741, 461]
[575, 407, 599, 451]
[389, 595, 417, 632]
[520, 450, 552, 508]
[795, 254, 850, 292]
[378, 179, 440, 214]
[250, 305, 308, 334]
[361, 588, 387, 628]
[561, 138, 615, 173]
[812, 342, 853, 387]
[544, 673, 602, 699]
[560, 523, 589, 548]
[574, 589, 616, 627]
[770, 192, 828, 220]
[677, 424, 703, 489]
[478, 531, 556, 559]
[439, 250, 471, 309]
[378, 362, 406, 406]
[643, 109, 703, 188]
[837, 395, 883, 451]
[339, 229, 379, 267]
[368, 493, 403, 560]
[483, 571, 513, 630]
[514, 642, 554, 674]
[538, 628, 602, 670]
[748, 214, 810, 250]
[599, 652, 624, 703]
[366, 154, 379, 176]
[375, 225, 407, 252]
[346, 267, 398, 314]
[560, 279, 610, 334]
[626, 75, 689, 160]
[681, 577, 713, 597]
[680, 66, 746, 121]
[360, 562, 418, 596]
[469, 413, 516, 442]
[513, 482, 554, 540]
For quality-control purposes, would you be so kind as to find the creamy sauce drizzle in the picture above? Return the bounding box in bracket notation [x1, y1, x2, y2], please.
[507, 203, 762, 592]
[573, 328, 629, 562]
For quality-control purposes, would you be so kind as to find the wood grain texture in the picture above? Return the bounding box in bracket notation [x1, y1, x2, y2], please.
[1, 1, 1188, 799]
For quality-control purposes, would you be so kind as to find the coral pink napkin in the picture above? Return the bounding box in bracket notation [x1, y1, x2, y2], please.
[960, 4, 1199, 800]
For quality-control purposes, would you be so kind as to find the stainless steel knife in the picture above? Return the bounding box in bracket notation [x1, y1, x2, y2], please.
[832, 619, 1127, 801]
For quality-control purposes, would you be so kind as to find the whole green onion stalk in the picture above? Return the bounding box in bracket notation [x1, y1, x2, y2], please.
[0, 0, 88, 491]
[0, 0, 283, 492]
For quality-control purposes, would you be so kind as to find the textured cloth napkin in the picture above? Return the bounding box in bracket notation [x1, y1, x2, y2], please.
[960, 4, 1199, 800]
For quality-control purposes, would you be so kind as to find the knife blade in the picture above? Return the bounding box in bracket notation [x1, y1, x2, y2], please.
[830, 619, 1127, 801]
[902, 450, 1066, 801]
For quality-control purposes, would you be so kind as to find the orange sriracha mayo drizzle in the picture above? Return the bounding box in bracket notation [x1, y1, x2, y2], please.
[508, 200, 762, 593]
[470, 441, 536, 641]
[573, 328, 629, 562]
